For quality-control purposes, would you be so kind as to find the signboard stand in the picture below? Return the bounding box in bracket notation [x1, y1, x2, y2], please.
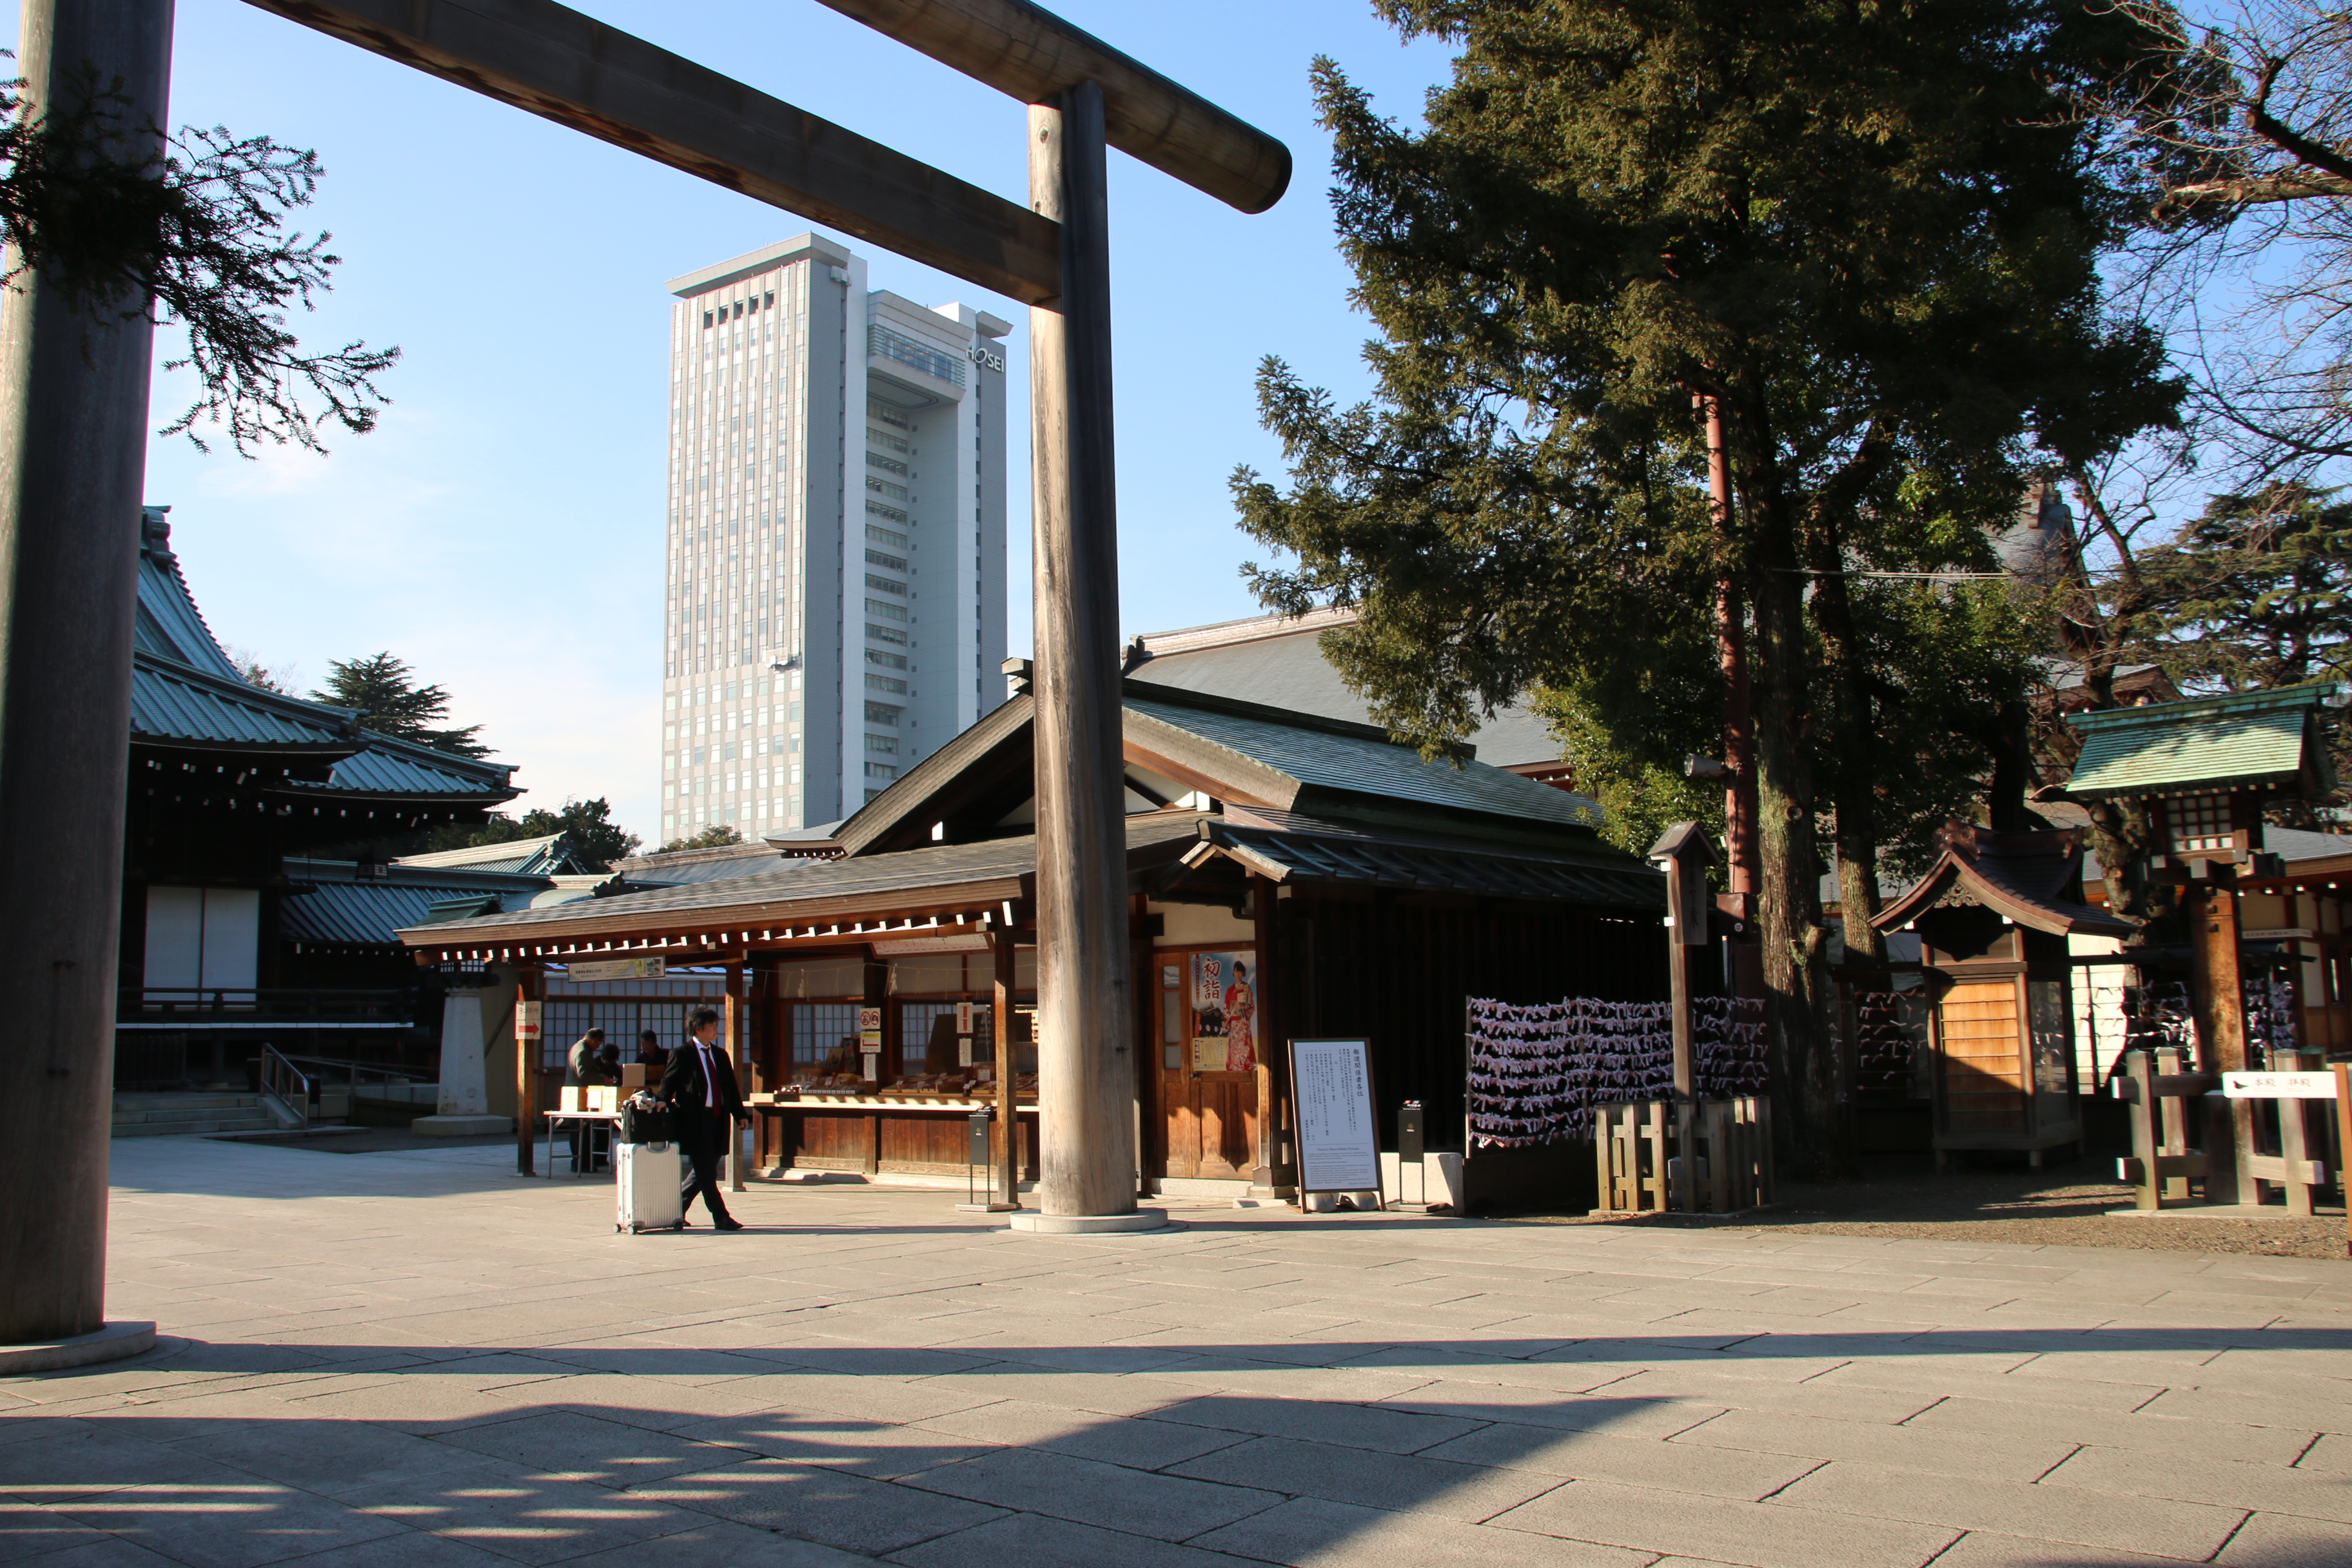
[1287, 1038, 1381, 1210]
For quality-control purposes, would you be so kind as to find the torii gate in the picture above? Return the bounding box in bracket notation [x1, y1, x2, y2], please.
[0, 0, 1288, 1349]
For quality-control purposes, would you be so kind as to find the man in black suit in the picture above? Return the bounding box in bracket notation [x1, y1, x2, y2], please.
[658, 1006, 747, 1231]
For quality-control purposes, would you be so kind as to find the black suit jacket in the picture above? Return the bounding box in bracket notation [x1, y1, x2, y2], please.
[660, 1037, 746, 1122]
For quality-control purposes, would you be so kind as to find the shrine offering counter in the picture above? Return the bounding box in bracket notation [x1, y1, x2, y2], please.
[754, 970, 1041, 1180]
[755, 1088, 1037, 1179]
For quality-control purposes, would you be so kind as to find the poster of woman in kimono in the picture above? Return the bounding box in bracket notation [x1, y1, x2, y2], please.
[1191, 951, 1257, 1073]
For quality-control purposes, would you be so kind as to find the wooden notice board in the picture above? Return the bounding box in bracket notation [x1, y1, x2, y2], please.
[1288, 1037, 1378, 1194]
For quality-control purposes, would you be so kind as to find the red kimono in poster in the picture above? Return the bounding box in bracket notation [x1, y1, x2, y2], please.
[1222, 964, 1257, 1074]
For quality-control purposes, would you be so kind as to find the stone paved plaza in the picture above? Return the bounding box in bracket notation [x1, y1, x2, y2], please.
[5, 1137, 2350, 1568]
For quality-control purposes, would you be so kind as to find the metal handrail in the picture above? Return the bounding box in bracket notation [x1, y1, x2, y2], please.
[277, 1054, 433, 1088]
[257, 1044, 315, 1130]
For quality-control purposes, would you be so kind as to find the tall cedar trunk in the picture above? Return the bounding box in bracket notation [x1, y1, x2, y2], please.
[1985, 697, 2033, 831]
[1745, 493, 1840, 1179]
[1808, 553, 1884, 971]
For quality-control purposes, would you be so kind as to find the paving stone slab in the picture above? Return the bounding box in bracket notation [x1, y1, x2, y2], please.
[1917, 1529, 2191, 1568]
[1187, 1494, 1652, 1567]
[906, 1446, 1285, 1540]
[625, 1458, 1008, 1556]
[2045, 1445, 2352, 1523]
[1484, 1478, 1957, 1568]
[1669, 1407, 2076, 1483]
[2137, 1387, 2352, 1436]
[1169, 1434, 1563, 1523]
[1901, 1395, 2320, 1467]
[1420, 1421, 1819, 1500]
[1777, 1458, 2246, 1559]
[883, 1508, 1268, 1568]
[51, 1482, 413, 1568]
[2213, 1508, 2352, 1565]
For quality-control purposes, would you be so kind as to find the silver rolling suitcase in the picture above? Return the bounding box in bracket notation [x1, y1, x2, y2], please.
[615, 1141, 683, 1233]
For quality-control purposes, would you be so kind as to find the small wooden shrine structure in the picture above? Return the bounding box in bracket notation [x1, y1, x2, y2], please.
[1873, 824, 2135, 1167]
[2063, 683, 2343, 1205]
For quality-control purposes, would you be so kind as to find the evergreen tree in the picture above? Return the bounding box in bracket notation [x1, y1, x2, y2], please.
[1233, 0, 2179, 1175]
[312, 652, 489, 758]
[659, 825, 743, 854]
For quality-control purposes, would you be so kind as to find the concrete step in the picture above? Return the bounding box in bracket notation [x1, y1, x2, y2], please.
[113, 1093, 258, 1112]
[113, 1104, 265, 1126]
[113, 1115, 276, 1138]
[111, 1093, 273, 1138]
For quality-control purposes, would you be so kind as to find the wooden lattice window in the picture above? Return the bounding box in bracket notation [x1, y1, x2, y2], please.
[2165, 792, 2236, 855]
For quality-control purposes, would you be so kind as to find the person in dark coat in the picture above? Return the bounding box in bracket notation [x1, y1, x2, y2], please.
[659, 1006, 746, 1230]
[564, 1028, 613, 1173]
[636, 1029, 667, 1068]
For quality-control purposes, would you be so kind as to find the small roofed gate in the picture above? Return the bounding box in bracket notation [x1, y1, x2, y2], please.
[1874, 824, 2135, 1168]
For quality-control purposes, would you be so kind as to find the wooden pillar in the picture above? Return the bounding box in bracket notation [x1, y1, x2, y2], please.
[994, 925, 1019, 1205]
[1250, 876, 1283, 1192]
[513, 966, 544, 1176]
[2335, 1062, 2351, 1259]
[2189, 868, 2257, 1202]
[725, 961, 745, 1193]
[1027, 81, 1135, 1219]
[0, 0, 173, 1345]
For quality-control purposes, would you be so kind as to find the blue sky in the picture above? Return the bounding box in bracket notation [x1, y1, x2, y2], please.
[24, 1, 1455, 844]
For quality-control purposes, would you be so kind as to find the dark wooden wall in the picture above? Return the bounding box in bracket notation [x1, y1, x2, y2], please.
[1278, 894, 1668, 1154]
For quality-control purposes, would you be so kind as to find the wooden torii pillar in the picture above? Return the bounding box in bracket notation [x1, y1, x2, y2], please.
[0, 0, 172, 1353]
[1, 0, 1289, 1350]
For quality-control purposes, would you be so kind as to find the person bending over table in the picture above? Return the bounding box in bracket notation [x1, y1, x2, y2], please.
[659, 1006, 747, 1231]
[565, 1027, 615, 1173]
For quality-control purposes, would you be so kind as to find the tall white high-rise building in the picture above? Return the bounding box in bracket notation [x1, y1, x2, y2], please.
[660, 234, 1010, 842]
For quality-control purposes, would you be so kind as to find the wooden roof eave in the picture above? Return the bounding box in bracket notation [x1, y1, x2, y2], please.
[1872, 854, 2135, 937]
[396, 873, 1029, 955]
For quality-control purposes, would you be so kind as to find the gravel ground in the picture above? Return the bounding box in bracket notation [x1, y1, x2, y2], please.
[1504, 1157, 2352, 1259]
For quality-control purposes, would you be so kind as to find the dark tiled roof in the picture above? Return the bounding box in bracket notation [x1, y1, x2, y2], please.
[281, 881, 447, 947]
[135, 508, 246, 680]
[1201, 821, 1663, 910]
[1124, 693, 1596, 828]
[297, 736, 516, 800]
[613, 842, 799, 885]
[2066, 685, 2340, 799]
[397, 833, 584, 874]
[402, 814, 1211, 945]
[280, 858, 557, 946]
[1874, 823, 2136, 938]
[132, 653, 357, 751]
[1132, 609, 1565, 769]
[128, 509, 514, 803]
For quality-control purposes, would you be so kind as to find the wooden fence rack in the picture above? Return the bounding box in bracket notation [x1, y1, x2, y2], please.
[1592, 1096, 1772, 1216]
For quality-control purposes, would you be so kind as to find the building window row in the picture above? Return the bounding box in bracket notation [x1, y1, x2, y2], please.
[703, 290, 778, 328]
[867, 324, 966, 386]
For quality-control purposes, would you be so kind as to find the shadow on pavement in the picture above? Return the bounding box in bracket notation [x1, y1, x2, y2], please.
[6, 1326, 2350, 1567]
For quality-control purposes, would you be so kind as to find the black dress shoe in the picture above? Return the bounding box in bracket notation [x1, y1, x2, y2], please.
[713, 1216, 745, 1231]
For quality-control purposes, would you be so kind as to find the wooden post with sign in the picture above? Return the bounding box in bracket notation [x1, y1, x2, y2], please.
[993, 926, 1019, 1208]
[1647, 823, 1716, 1213]
[2337, 1062, 2352, 1258]
[513, 970, 544, 1176]
[725, 963, 745, 1193]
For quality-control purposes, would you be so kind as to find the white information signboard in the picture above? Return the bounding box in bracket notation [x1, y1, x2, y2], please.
[2222, 1071, 2340, 1101]
[568, 956, 667, 983]
[1289, 1037, 1379, 1193]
